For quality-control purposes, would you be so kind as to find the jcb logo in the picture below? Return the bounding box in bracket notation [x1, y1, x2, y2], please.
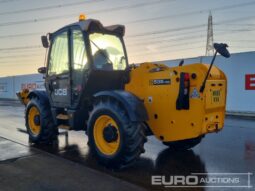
[54, 88, 67, 96]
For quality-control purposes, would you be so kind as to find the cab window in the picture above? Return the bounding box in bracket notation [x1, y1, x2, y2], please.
[72, 30, 88, 70]
[89, 33, 127, 71]
[48, 32, 69, 76]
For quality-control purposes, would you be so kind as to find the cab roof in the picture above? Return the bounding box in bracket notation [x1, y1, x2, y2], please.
[52, 19, 125, 37]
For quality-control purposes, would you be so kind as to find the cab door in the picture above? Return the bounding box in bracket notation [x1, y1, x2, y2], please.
[70, 28, 89, 108]
[45, 30, 71, 108]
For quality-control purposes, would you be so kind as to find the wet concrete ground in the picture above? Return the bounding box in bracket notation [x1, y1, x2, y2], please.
[0, 137, 144, 191]
[0, 100, 254, 190]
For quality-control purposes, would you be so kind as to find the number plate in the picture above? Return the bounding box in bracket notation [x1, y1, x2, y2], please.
[205, 80, 226, 109]
[212, 90, 221, 103]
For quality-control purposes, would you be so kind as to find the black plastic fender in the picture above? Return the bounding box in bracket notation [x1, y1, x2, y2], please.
[94, 90, 148, 122]
[28, 90, 50, 106]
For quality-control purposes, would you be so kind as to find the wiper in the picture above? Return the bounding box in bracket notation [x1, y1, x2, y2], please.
[90, 40, 114, 65]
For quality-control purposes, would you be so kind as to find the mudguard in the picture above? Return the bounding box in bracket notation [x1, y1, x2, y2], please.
[94, 90, 148, 122]
[27, 90, 50, 105]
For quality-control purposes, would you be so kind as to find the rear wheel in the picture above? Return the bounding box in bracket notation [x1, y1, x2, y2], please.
[163, 137, 202, 151]
[25, 97, 57, 144]
[87, 98, 146, 168]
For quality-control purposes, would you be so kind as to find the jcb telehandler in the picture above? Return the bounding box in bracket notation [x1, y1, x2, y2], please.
[17, 15, 230, 168]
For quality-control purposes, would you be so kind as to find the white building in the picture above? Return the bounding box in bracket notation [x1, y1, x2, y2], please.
[0, 74, 44, 99]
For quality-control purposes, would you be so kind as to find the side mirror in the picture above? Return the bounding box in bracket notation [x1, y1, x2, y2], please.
[200, 42, 230, 93]
[41, 35, 49, 48]
[38, 67, 46, 74]
[214, 43, 230, 58]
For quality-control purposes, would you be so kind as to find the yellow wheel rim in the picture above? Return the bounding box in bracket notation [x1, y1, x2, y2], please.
[93, 115, 120, 155]
[28, 106, 41, 136]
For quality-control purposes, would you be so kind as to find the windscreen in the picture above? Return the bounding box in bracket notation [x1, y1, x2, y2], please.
[89, 33, 127, 71]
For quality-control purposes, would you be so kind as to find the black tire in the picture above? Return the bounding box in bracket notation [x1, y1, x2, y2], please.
[163, 137, 202, 151]
[87, 98, 147, 168]
[25, 97, 57, 144]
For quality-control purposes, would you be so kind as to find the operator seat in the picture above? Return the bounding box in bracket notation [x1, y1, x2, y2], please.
[93, 49, 113, 71]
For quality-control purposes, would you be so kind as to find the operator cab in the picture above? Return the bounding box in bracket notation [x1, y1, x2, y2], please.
[40, 15, 129, 109]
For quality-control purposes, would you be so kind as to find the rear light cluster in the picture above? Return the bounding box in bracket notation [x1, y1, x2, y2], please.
[184, 73, 190, 81]
[176, 72, 190, 110]
[184, 73, 190, 95]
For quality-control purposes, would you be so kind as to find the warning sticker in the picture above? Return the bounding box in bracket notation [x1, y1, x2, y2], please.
[190, 88, 200, 98]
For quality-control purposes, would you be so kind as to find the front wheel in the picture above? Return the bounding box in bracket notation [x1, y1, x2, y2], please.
[25, 97, 57, 144]
[163, 137, 202, 151]
[87, 98, 147, 168]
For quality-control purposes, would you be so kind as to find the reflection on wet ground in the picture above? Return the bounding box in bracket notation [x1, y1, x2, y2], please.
[31, 116, 255, 190]
[33, 138, 207, 190]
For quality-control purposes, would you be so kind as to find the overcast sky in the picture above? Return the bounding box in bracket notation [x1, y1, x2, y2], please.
[0, 0, 255, 76]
